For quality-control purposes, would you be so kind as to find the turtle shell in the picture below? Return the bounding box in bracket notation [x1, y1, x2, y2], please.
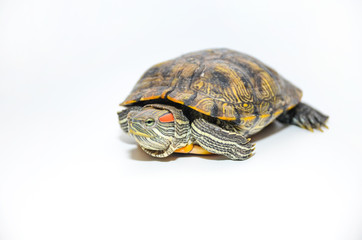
[121, 49, 302, 127]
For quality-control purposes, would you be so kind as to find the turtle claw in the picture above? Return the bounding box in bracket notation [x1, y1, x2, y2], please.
[317, 126, 324, 132]
[293, 119, 304, 129]
[246, 152, 256, 159]
[233, 152, 255, 161]
[304, 122, 314, 132]
[281, 103, 329, 133]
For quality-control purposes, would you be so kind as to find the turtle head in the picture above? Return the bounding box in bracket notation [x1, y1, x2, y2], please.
[128, 106, 176, 151]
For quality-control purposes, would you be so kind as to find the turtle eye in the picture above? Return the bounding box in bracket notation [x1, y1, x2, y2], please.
[145, 118, 155, 127]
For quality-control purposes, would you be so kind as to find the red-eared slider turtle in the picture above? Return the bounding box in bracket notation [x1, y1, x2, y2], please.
[118, 48, 328, 160]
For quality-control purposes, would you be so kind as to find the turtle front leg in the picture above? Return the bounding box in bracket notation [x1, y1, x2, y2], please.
[191, 118, 255, 160]
[117, 106, 142, 133]
[277, 102, 329, 132]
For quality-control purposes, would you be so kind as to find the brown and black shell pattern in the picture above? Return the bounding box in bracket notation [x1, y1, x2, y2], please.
[121, 49, 303, 135]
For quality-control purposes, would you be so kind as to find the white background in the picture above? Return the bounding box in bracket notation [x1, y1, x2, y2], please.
[1, 0, 362, 239]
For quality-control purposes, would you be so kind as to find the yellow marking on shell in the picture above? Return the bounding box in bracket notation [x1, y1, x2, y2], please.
[235, 57, 277, 101]
[257, 72, 276, 100]
[258, 102, 269, 114]
[218, 116, 237, 121]
[259, 114, 271, 119]
[161, 91, 168, 98]
[287, 104, 297, 110]
[187, 101, 237, 120]
[140, 95, 162, 101]
[169, 62, 193, 80]
[240, 115, 256, 121]
[238, 58, 263, 72]
[193, 80, 204, 91]
[243, 103, 248, 107]
[221, 103, 235, 117]
[188, 105, 213, 117]
[179, 63, 199, 78]
[247, 112, 279, 135]
[214, 64, 252, 102]
[121, 100, 137, 105]
[273, 109, 283, 116]
[167, 96, 184, 105]
[191, 97, 215, 115]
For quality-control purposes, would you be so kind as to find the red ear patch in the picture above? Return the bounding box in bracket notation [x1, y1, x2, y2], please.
[159, 113, 174, 122]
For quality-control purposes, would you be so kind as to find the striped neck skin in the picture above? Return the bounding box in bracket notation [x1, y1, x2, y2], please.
[128, 107, 176, 152]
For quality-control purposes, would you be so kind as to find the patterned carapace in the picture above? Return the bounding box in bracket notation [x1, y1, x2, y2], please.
[122, 48, 302, 135]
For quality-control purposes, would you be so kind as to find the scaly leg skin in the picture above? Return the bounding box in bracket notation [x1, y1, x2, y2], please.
[117, 106, 142, 133]
[277, 102, 329, 132]
[191, 118, 255, 160]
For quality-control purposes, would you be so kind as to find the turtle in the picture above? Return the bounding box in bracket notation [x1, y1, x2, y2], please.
[117, 48, 328, 160]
